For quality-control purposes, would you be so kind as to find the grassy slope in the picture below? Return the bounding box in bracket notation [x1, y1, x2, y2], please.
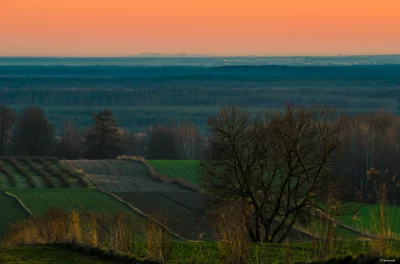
[338, 203, 400, 236]
[0, 171, 13, 189]
[0, 191, 29, 236]
[7, 188, 143, 219]
[148, 241, 400, 264]
[147, 160, 201, 185]
[1, 240, 400, 264]
[146, 160, 400, 240]
[0, 160, 29, 188]
[0, 246, 122, 264]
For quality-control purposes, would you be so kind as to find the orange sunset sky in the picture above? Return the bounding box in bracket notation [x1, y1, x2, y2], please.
[1, 0, 399, 56]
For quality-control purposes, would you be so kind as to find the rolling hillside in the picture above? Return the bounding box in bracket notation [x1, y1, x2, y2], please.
[71, 159, 334, 242]
[0, 191, 29, 237]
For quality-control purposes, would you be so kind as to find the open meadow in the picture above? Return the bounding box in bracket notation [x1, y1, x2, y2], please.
[0, 191, 29, 236]
[147, 160, 202, 185]
[7, 188, 142, 218]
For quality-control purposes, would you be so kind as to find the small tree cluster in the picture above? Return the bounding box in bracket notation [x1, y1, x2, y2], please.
[333, 111, 400, 204]
[147, 119, 205, 160]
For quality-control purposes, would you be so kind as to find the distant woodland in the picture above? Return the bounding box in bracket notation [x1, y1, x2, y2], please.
[1, 65, 400, 135]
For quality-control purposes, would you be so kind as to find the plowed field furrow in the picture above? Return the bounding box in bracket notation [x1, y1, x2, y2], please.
[31, 161, 63, 187]
[158, 192, 213, 212]
[73, 160, 188, 192]
[0, 172, 12, 189]
[30, 172, 47, 187]
[87, 175, 140, 192]
[72, 160, 149, 177]
[114, 192, 214, 240]
[0, 162, 29, 188]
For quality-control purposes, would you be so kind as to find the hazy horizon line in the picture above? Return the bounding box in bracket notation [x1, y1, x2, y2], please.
[1, 53, 400, 58]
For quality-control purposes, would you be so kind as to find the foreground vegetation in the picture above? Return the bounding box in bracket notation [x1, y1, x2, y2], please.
[1, 208, 400, 264]
[0, 245, 129, 264]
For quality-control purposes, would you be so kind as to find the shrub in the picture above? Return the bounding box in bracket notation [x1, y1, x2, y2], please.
[210, 204, 249, 264]
[143, 215, 171, 264]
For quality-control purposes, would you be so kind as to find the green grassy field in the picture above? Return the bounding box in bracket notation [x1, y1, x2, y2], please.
[337, 203, 400, 236]
[147, 160, 201, 185]
[7, 188, 143, 220]
[129, 240, 400, 264]
[0, 245, 128, 264]
[2, 241, 399, 264]
[0, 191, 29, 236]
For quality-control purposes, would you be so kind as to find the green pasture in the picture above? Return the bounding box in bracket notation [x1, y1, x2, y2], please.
[147, 160, 201, 185]
[7, 188, 142, 220]
[0, 191, 29, 236]
[132, 240, 400, 264]
[0, 246, 126, 264]
[338, 203, 400, 236]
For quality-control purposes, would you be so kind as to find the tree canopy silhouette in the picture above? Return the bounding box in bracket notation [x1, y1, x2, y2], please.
[85, 109, 124, 159]
[199, 104, 348, 243]
[12, 106, 55, 156]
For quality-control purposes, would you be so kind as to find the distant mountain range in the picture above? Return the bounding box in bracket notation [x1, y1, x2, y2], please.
[129, 53, 216, 57]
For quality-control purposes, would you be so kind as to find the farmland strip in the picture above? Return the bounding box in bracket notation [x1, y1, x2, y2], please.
[46, 158, 88, 187]
[35, 158, 71, 188]
[20, 158, 55, 188]
[100, 190, 191, 242]
[5, 158, 35, 188]
[57, 162, 89, 187]
[0, 191, 29, 236]
[0, 171, 13, 189]
[157, 192, 200, 213]
[4, 192, 33, 216]
[0, 162, 17, 188]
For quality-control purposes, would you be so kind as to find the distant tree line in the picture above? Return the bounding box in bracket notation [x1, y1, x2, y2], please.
[0, 87, 393, 109]
[333, 111, 400, 204]
[0, 105, 206, 161]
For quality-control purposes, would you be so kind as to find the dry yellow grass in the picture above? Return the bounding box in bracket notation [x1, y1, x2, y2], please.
[143, 215, 171, 264]
[0, 208, 140, 256]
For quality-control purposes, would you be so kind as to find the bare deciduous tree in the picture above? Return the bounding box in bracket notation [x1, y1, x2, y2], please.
[199, 104, 347, 243]
[56, 119, 85, 159]
[334, 112, 400, 204]
[176, 119, 203, 160]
